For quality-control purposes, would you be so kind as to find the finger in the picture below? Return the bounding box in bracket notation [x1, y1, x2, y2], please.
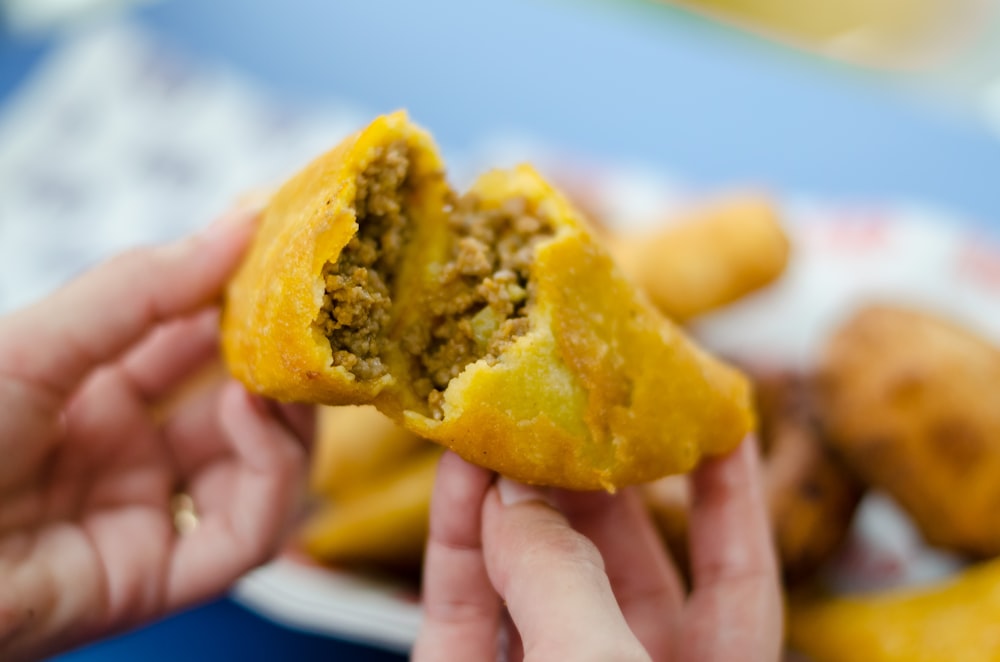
[160, 378, 230, 478]
[269, 402, 316, 449]
[482, 479, 650, 662]
[118, 308, 222, 407]
[500, 608, 525, 662]
[682, 437, 783, 662]
[0, 364, 163, 514]
[0, 207, 257, 404]
[552, 488, 683, 660]
[412, 452, 501, 662]
[164, 381, 305, 609]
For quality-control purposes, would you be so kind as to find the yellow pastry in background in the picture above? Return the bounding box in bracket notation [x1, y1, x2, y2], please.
[222, 111, 753, 490]
[611, 195, 789, 321]
[788, 559, 1000, 662]
[310, 405, 427, 500]
[817, 305, 1000, 556]
[302, 449, 442, 568]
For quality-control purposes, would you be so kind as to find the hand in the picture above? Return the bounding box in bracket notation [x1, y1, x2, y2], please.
[413, 439, 782, 662]
[0, 209, 311, 661]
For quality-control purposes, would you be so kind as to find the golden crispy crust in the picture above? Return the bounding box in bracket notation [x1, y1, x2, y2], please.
[223, 112, 754, 490]
[221, 112, 449, 408]
[817, 305, 1000, 555]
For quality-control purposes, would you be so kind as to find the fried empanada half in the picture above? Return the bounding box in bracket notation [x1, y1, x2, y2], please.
[222, 111, 753, 490]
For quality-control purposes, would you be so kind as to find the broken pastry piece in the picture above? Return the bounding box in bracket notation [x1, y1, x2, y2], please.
[222, 111, 754, 490]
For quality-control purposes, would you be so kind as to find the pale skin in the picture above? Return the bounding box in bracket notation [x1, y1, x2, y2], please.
[413, 441, 784, 662]
[0, 206, 783, 661]
[0, 209, 311, 661]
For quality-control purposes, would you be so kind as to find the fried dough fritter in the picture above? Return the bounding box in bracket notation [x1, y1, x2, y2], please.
[816, 305, 1000, 556]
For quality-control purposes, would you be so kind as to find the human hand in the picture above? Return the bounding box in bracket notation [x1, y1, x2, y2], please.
[413, 439, 782, 661]
[0, 209, 311, 661]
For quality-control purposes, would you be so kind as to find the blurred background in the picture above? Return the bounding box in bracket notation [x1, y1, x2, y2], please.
[2, 0, 999, 660]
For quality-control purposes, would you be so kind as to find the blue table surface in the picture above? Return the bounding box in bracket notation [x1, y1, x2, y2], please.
[3, 0, 1000, 659]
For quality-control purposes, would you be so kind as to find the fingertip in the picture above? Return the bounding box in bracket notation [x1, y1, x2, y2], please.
[429, 452, 494, 546]
[434, 452, 494, 503]
[217, 379, 253, 423]
[217, 381, 304, 469]
[200, 205, 261, 240]
[437, 450, 489, 480]
[692, 434, 758, 496]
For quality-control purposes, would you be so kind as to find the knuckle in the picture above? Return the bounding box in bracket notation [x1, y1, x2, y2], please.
[519, 521, 605, 575]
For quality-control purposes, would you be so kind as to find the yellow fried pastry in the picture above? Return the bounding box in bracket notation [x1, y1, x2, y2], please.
[611, 195, 790, 322]
[788, 559, 1000, 662]
[817, 305, 1000, 555]
[222, 111, 753, 490]
[302, 449, 442, 568]
[644, 369, 862, 581]
[310, 405, 427, 500]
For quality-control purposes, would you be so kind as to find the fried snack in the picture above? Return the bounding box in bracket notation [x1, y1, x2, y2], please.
[302, 449, 442, 568]
[817, 305, 1000, 556]
[643, 369, 863, 581]
[788, 559, 1000, 662]
[222, 111, 753, 490]
[310, 405, 426, 500]
[610, 196, 790, 322]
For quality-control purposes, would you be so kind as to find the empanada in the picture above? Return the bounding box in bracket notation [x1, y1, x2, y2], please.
[222, 111, 753, 489]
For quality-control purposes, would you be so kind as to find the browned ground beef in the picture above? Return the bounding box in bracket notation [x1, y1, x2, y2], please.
[314, 141, 411, 381]
[315, 146, 554, 417]
[411, 195, 554, 418]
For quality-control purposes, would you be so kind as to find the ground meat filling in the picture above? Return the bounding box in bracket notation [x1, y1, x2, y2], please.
[315, 141, 411, 381]
[315, 145, 555, 415]
[406, 195, 555, 419]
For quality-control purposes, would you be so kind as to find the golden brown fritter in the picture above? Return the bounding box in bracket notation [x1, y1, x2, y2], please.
[816, 305, 1000, 556]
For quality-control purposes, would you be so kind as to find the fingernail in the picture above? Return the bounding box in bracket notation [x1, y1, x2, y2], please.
[497, 477, 551, 506]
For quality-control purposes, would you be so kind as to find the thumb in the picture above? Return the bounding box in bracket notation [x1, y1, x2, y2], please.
[481, 478, 650, 662]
